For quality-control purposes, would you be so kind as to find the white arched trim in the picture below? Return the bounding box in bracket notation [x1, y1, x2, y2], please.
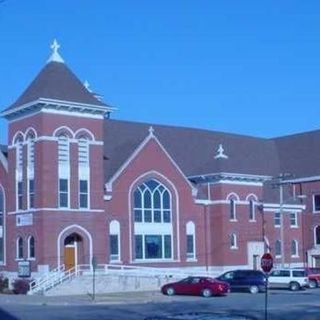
[226, 192, 240, 201]
[57, 224, 93, 267]
[245, 193, 258, 201]
[186, 221, 195, 234]
[128, 170, 180, 262]
[314, 225, 320, 246]
[74, 128, 95, 141]
[53, 126, 74, 138]
[25, 127, 38, 139]
[27, 235, 35, 259]
[12, 131, 25, 144]
[110, 220, 120, 234]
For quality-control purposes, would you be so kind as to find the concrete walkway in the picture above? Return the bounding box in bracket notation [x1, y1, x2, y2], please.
[0, 290, 165, 306]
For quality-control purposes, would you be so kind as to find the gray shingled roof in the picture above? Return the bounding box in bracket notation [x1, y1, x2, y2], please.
[0, 145, 7, 158]
[3, 61, 107, 112]
[273, 129, 320, 179]
[103, 119, 281, 183]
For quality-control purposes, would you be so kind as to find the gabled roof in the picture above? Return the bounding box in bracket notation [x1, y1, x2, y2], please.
[3, 61, 107, 113]
[103, 119, 280, 182]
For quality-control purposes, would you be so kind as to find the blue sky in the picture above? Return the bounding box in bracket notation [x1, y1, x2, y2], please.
[1, 1, 320, 144]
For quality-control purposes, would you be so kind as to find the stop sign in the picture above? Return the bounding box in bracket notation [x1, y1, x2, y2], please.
[261, 253, 273, 273]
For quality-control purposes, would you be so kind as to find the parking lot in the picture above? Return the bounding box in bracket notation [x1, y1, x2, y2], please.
[0, 288, 320, 320]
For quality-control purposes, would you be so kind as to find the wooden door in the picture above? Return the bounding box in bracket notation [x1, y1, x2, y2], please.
[64, 246, 75, 271]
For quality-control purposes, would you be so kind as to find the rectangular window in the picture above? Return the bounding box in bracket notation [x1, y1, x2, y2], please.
[163, 210, 171, 223]
[135, 235, 143, 259]
[110, 234, 119, 261]
[59, 179, 68, 208]
[145, 235, 162, 259]
[29, 179, 34, 209]
[79, 180, 88, 209]
[187, 234, 195, 259]
[274, 212, 281, 227]
[313, 194, 320, 212]
[290, 212, 298, 227]
[18, 181, 23, 210]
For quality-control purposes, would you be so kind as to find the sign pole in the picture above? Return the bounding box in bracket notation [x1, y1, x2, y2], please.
[92, 256, 97, 301]
[261, 253, 273, 320]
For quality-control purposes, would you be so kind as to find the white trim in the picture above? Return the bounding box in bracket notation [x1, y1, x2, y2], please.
[74, 128, 95, 141]
[186, 221, 196, 261]
[226, 192, 240, 201]
[230, 233, 238, 250]
[16, 236, 23, 260]
[57, 224, 93, 268]
[27, 235, 35, 260]
[109, 220, 121, 262]
[245, 193, 258, 201]
[285, 175, 320, 183]
[128, 171, 180, 262]
[12, 131, 25, 144]
[212, 180, 263, 186]
[7, 208, 104, 215]
[106, 131, 196, 196]
[291, 240, 299, 258]
[314, 225, 320, 246]
[188, 172, 272, 181]
[54, 126, 74, 138]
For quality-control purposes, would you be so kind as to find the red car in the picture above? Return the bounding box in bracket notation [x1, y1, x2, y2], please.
[306, 268, 320, 288]
[161, 276, 230, 297]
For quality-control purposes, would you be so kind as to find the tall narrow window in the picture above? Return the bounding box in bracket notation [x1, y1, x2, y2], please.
[79, 180, 88, 209]
[109, 220, 120, 262]
[230, 233, 238, 249]
[59, 179, 68, 208]
[17, 237, 23, 259]
[28, 236, 35, 259]
[17, 181, 23, 210]
[230, 199, 236, 220]
[315, 226, 320, 246]
[275, 240, 282, 257]
[58, 135, 69, 164]
[249, 200, 255, 221]
[27, 133, 35, 209]
[291, 240, 298, 257]
[29, 179, 34, 209]
[290, 212, 298, 227]
[186, 221, 196, 260]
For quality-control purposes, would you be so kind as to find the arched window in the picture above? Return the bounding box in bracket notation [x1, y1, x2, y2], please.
[109, 220, 120, 262]
[186, 221, 196, 260]
[133, 179, 172, 261]
[16, 237, 23, 259]
[78, 137, 89, 166]
[58, 135, 69, 164]
[275, 240, 282, 257]
[15, 136, 23, 171]
[230, 233, 238, 249]
[315, 226, 320, 246]
[249, 200, 255, 221]
[28, 236, 35, 259]
[291, 240, 298, 257]
[26, 133, 35, 210]
[58, 134, 70, 208]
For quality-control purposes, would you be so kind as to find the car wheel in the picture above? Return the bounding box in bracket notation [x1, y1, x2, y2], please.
[249, 285, 259, 294]
[289, 282, 300, 291]
[166, 287, 175, 296]
[202, 288, 212, 298]
[309, 280, 318, 289]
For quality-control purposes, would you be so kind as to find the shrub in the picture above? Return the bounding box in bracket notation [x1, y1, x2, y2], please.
[0, 274, 9, 293]
[12, 278, 30, 295]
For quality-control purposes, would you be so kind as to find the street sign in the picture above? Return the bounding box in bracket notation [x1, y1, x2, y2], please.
[261, 253, 273, 273]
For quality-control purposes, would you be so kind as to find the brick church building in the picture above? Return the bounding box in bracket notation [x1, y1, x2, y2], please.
[0, 41, 320, 279]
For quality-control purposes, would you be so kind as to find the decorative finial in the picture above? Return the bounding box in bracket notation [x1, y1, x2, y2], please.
[47, 39, 64, 63]
[148, 126, 155, 136]
[214, 144, 228, 159]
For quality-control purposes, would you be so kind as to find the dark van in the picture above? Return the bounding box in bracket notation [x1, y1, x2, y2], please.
[216, 269, 266, 294]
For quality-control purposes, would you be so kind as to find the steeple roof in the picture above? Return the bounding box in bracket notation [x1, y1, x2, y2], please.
[2, 40, 109, 116]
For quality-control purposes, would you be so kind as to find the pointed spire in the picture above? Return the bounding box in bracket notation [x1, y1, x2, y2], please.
[83, 80, 92, 92]
[47, 39, 64, 63]
[214, 144, 228, 159]
[148, 126, 155, 136]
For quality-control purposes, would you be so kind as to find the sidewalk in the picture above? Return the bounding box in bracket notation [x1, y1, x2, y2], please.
[0, 290, 166, 306]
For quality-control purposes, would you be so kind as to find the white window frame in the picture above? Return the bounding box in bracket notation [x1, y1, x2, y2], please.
[109, 220, 121, 262]
[313, 194, 320, 213]
[229, 199, 237, 221]
[314, 225, 320, 246]
[186, 221, 196, 261]
[275, 240, 282, 257]
[274, 212, 281, 228]
[249, 199, 256, 221]
[16, 237, 23, 260]
[27, 236, 35, 260]
[230, 233, 238, 250]
[289, 212, 298, 228]
[291, 240, 299, 258]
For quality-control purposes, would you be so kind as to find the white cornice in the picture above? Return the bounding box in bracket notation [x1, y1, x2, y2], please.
[188, 172, 272, 183]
